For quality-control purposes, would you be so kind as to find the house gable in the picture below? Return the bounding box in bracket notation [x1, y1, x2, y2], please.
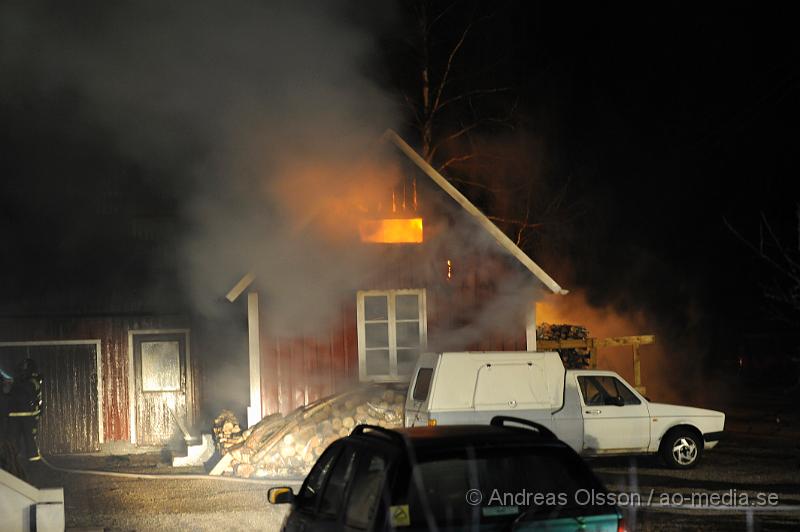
[382, 129, 567, 295]
[226, 132, 566, 422]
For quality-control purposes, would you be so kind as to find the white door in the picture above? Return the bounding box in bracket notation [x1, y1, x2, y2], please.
[578, 375, 650, 453]
[133, 333, 190, 445]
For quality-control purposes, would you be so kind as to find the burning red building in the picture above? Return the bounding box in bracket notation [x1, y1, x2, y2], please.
[224, 131, 567, 427]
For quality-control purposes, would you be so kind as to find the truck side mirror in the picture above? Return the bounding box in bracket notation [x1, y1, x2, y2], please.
[606, 396, 625, 407]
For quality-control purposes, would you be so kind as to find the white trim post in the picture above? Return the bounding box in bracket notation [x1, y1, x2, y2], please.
[526, 303, 537, 351]
[128, 332, 136, 444]
[247, 292, 263, 427]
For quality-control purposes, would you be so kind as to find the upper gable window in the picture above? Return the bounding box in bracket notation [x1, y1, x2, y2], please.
[357, 289, 427, 381]
[358, 218, 423, 244]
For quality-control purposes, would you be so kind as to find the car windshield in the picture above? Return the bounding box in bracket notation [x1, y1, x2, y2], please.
[398, 444, 614, 530]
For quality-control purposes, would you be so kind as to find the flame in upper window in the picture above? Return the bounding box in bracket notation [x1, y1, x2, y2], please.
[359, 218, 423, 243]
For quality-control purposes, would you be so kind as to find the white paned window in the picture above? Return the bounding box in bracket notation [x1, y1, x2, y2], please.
[357, 289, 427, 381]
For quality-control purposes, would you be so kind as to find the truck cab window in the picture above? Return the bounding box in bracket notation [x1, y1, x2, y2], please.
[611, 377, 640, 405]
[578, 377, 602, 406]
[412, 368, 433, 401]
[578, 376, 640, 406]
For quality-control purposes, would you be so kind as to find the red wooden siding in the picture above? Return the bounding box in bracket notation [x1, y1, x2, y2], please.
[259, 301, 359, 416]
[257, 249, 530, 415]
[0, 315, 192, 442]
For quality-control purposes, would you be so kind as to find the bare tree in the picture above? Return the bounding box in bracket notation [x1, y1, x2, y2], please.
[394, 1, 580, 255]
[401, 1, 508, 166]
[725, 205, 800, 323]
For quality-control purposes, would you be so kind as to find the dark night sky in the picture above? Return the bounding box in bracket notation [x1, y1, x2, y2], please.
[1, 2, 798, 363]
[527, 4, 800, 354]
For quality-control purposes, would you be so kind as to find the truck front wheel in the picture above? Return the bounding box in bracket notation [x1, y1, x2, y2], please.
[660, 428, 702, 469]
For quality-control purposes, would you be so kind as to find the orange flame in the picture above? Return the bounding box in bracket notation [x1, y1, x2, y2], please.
[359, 218, 423, 243]
[535, 291, 681, 403]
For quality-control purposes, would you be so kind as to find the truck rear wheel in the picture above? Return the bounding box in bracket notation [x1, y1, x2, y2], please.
[661, 428, 702, 469]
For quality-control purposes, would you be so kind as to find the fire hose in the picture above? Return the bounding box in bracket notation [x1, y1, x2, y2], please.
[36, 407, 303, 484]
[38, 454, 304, 485]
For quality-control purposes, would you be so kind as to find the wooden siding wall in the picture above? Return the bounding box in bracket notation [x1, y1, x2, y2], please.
[0, 343, 99, 453]
[38, 345, 100, 453]
[260, 302, 358, 416]
[0, 315, 192, 442]
[258, 246, 529, 416]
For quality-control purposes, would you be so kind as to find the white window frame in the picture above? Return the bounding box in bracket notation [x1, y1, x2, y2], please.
[356, 289, 427, 382]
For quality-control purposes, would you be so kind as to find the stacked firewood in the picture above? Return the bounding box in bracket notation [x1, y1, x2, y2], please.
[216, 384, 407, 479]
[537, 322, 591, 368]
[212, 409, 244, 454]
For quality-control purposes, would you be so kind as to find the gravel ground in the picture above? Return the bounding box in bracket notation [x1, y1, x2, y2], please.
[591, 386, 800, 531]
[20, 385, 800, 531]
[25, 464, 295, 531]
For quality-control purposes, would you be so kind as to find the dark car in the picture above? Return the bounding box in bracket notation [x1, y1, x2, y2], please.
[269, 416, 624, 531]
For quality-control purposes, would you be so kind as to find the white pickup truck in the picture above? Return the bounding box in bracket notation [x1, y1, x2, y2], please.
[404, 351, 725, 468]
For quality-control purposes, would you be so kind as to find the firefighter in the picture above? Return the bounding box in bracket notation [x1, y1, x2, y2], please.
[8, 358, 43, 462]
[0, 367, 27, 478]
[0, 367, 11, 437]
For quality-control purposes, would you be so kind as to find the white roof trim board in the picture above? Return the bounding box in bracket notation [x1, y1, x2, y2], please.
[226, 272, 256, 303]
[382, 129, 567, 295]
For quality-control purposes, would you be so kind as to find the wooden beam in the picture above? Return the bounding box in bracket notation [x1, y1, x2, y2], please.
[226, 272, 255, 303]
[538, 333, 654, 382]
[538, 335, 655, 351]
[593, 335, 655, 348]
[537, 339, 592, 350]
[632, 343, 642, 388]
[383, 130, 568, 295]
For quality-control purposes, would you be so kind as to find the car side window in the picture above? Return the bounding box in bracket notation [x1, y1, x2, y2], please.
[296, 444, 341, 512]
[611, 377, 641, 405]
[578, 376, 640, 406]
[318, 445, 358, 518]
[345, 452, 389, 529]
[578, 376, 604, 406]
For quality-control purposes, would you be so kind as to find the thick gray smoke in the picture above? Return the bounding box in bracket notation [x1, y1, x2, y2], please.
[0, 1, 543, 349]
[1, 1, 401, 327]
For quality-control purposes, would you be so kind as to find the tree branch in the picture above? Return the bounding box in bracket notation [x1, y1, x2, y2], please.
[431, 21, 472, 115]
[439, 153, 477, 172]
[437, 87, 511, 113]
[430, 1, 457, 28]
[760, 212, 800, 272]
[488, 216, 544, 230]
[427, 122, 479, 162]
[446, 176, 495, 192]
[724, 217, 800, 284]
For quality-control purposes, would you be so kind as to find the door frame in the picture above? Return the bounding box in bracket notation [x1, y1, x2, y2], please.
[127, 329, 192, 445]
[0, 339, 104, 444]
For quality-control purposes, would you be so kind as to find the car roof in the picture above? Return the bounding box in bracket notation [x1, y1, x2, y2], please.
[350, 424, 568, 453]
